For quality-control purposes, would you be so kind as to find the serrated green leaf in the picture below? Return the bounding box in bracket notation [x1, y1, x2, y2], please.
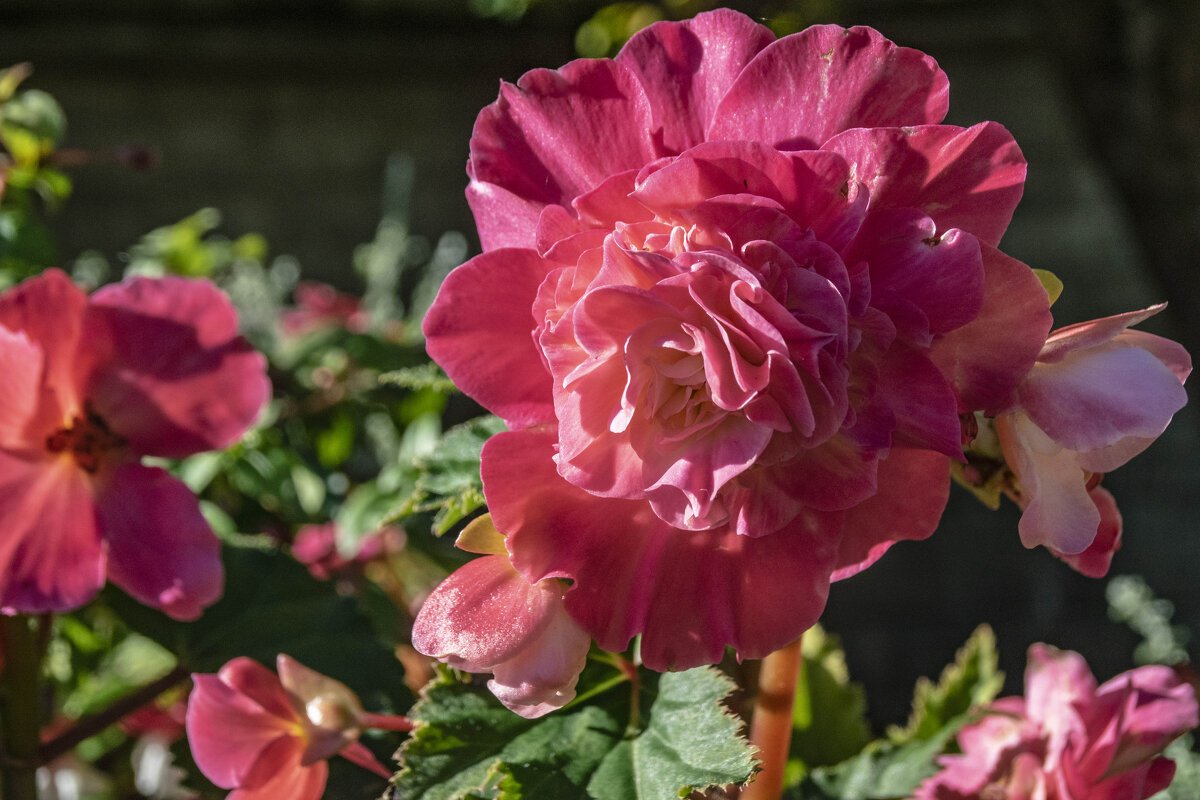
[789, 626, 872, 779]
[889, 625, 1003, 744]
[395, 664, 754, 800]
[380, 363, 458, 394]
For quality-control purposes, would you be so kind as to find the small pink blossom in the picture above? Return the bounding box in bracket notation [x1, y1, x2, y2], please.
[995, 305, 1190, 575]
[279, 281, 369, 337]
[0, 269, 269, 618]
[411, 515, 591, 719]
[424, 9, 1053, 669]
[916, 644, 1198, 800]
[291, 522, 405, 582]
[186, 655, 410, 800]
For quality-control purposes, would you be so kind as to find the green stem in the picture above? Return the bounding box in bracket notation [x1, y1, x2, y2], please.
[1, 614, 42, 800]
[741, 635, 804, 800]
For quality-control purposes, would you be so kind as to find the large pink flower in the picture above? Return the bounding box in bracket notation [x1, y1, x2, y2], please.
[424, 10, 1053, 670]
[0, 269, 269, 619]
[916, 644, 1198, 800]
[187, 655, 410, 800]
[994, 305, 1190, 575]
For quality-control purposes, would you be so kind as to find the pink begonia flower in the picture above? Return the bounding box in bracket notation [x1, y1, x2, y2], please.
[411, 514, 592, 719]
[0, 269, 269, 618]
[994, 305, 1190, 575]
[187, 655, 412, 800]
[916, 644, 1198, 800]
[423, 9, 1053, 671]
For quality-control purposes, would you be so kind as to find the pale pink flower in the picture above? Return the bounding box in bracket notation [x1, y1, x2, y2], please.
[995, 305, 1190, 575]
[0, 269, 269, 618]
[424, 9, 1053, 670]
[915, 644, 1198, 800]
[291, 522, 404, 582]
[186, 655, 410, 800]
[278, 281, 369, 337]
[411, 515, 591, 719]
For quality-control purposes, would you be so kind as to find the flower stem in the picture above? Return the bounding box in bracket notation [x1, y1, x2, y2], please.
[741, 636, 803, 800]
[0, 614, 42, 800]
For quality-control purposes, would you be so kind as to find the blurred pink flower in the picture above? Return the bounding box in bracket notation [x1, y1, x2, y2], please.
[411, 515, 591, 718]
[916, 644, 1198, 800]
[995, 305, 1190, 576]
[0, 269, 269, 618]
[279, 281, 368, 337]
[186, 655, 410, 800]
[291, 522, 404, 582]
[424, 9, 1052, 670]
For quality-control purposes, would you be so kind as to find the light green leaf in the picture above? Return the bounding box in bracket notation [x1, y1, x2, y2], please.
[789, 626, 873, 780]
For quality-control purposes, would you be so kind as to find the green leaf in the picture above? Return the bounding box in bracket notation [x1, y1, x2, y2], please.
[395, 664, 754, 800]
[889, 625, 1003, 744]
[798, 716, 966, 800]
[789, 626, 872, 780]
[380, 363, 458, 394]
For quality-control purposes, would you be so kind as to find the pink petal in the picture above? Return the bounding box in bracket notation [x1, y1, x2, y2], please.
[997, 411, 1100, 554]
[411, 553, 559, 672]
[1094, 665, 1199, 776]
[831, 447, 950, 580]
[616, 9, 776, 154]
[1023, 644, 1095, 760]
[487, 602, 591, 719]
[422, 249, 557, 428]
[186, 663, 298, 789]
[1038, 305, 1165, 363]
[841, 208, 984, 340]
[217, 658, 300, 721]
[929, 246, 1053, 413]
[84, 276, 269, 458]
[0, 452, 105, 614]
[1051, 487, 1122, 578]
[484, 429, 838, 671]
[708, 25, 949, 148]
[0, 327, 44, 449]
[822, 122, 1026, 247]
[337, 740, 391, 779]
[229, 735, 328, 800]
[96, 463, 222, 620]
[873, 343, 964, 458]
[466, 179, 549, 252]
[0, 269, 88, 431]
[467, 58, 658, 225]
[1019, 343, 1188, 454]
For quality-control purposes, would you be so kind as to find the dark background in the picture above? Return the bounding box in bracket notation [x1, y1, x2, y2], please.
[2, 0, 1197, 727]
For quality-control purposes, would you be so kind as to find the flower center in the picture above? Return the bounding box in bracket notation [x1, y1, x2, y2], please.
[44, 406, 125, 473]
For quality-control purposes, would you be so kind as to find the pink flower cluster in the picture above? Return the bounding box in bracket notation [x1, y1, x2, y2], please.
[916, 644, 1198, 800]
[186, 655, 411, 800]
[415, 8, 1190, 713]
[0, 269, 269, 619]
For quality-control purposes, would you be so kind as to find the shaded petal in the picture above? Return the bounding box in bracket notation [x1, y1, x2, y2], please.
[997, 411, 1099, 553]
[422, 249, 557, 428]
[831, 447, 950, 580]
[0, 327, 44, 449]
[411, 553, 559, 672]
[96, 463, 222, 620]
[1051, 487, 1122, 578]
[485, 429, 838, 671]
[468, 58, 658, 218]
[0, 452, 105, 614]
[875, 343, 964, 458]
[823, 122, 1026, 246]
[230, 735, 327, 800]
[616, 9, 775, 154]
[929, 246, 1052, 413]
[84, 277, 269, 458]
[0, 269, 88, 430]
[709, 24, 949, 148]
[1094, 665, 1199, 777]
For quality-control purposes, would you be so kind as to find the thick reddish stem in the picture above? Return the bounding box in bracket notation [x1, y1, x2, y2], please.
[741, 636, 803, 800]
